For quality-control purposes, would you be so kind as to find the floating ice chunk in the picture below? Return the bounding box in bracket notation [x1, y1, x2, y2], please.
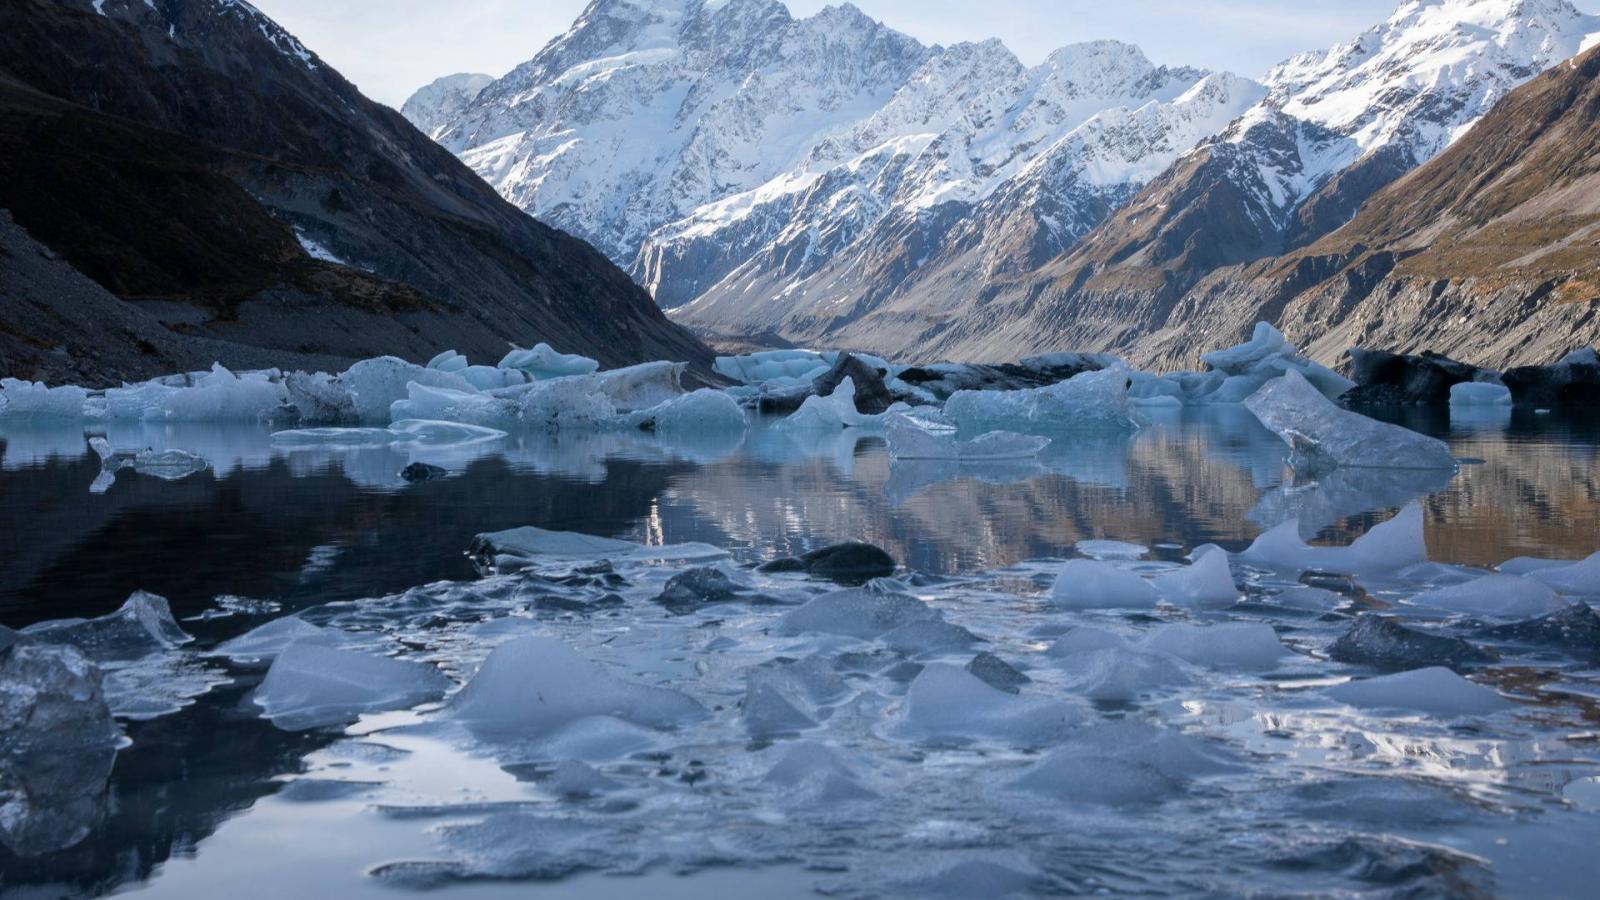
[1272, 586, 1345, 611]
[455, 365, 527, 391]
[1327, 666, 1511, 716]
[469, 526, 725, 572]
[1074, 539, 1148, 560]
[0, 644, 120, 754]
[1045, 626, 1127, 656]
[1005, 721, 1234, 806]
[880, 621, 979, 656]
[759, 741, 875, 804]
[714, 350, 830, 386]
[1140, 623, 1287, 670]
[1498, 556, 1577, 576]
[1203, 322, 1298, 375]
[496, 343, 599, 379]
[1238, 503, 1427, 575]
[1052, 646, 1191, 702]
[542, 759, 623, 799]
[1150, 549, 1239, 607]
[0, 643, 121, 856]
[157, 364, 289, 422]
[390, 383, 517, 427]
[890, 664, 1080, 748]
[254, 644, 450, 730]
[447, 636, 703, 738]
[778, 377, 902, 430]
[209, 617, 339, 664]
[775, 589, 943, 639]
[338, 357, 476, 423]
[426, 350, 469, 373]
[1245, 370, 1456, 471]
[515, 375, 619, 431]
[23, 591, 191, 661]
[102, 380, 180, 421]
[283, 371, 356, 423]
[1525, 551, 1600, 595]
[884, 417, 1049, 461]
[1049, 559, 1158, 610]
[943, 366, 1137, 435]
[591, 361, 687, 411]
[1449, 382, 1512, 406]
[371, 813, 631, 888]
[0, 378, 88, 419]
[1408, 574, 1564, 619]
[634, 389, 747, 435]
[740, 656, 848, 738]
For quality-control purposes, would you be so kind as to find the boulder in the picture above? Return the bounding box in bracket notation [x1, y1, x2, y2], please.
[758, 542, 896, 584]
[1476, 603, 1600, 660]
[1344, 349, 1496, 405]
[652, 567, 747, 614]
[1502, 348, 1600, 407]
[1328, 614, 1493, 670]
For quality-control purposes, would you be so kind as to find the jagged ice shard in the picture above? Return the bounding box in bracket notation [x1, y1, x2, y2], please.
[1244, 369, 1457, 472]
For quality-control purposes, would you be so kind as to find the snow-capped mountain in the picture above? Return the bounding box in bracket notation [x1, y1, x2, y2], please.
[400, 73, 493, 140]
[411, 0, 1258, 321]
[642, 41, 1261, 316]
[422, 0, 929, 265]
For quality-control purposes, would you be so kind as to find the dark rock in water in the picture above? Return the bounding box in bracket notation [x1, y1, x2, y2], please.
[1476, 603, 1600, 659]
[1502, 349, 1600, 407]
[758, 542, 896, 585]
[1344, 349, 1494, 405]
[965, 652, 1031, 694]
[893, 354, 1112, 402]
[814, 353, 893, 415]
[1328, 615, 1494, 670]
[400, 462, 448, 482]
[652, 567, 746, 614]
[530, 591, 625, 613]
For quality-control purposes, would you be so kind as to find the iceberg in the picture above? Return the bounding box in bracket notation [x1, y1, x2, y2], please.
[1449, 382, 1512, 406]
[0, 378, 88, 419]
[1049, 559, 1159, 610]
[632, 389, 747, 435]
[943, 366, 1137, 435]
[778, 377, 904, 431]
[156, 364, 290, 422]
[884, 416, 1049, 461]
[1244, 370, 1457, 472]
[1238, 502, 1428, 575]
[497, 343, 600, 380]
[446, 636, 704, 737]
[254, 643, 450, 730]
[389, 383, 518, 427]
[1327, 667, 1511, 716]
[338, 356, 476, 423]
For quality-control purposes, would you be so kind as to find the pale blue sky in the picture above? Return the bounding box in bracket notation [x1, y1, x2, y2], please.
[249, 0, 1597, 107]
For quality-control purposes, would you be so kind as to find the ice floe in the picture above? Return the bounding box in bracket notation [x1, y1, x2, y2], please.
[1246, 370, 1457, 472]
[254, 643, 450, 730]
[1327, 666, 1511, 716]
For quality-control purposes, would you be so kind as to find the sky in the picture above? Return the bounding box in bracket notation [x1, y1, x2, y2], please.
[247, 0, 1591, 107]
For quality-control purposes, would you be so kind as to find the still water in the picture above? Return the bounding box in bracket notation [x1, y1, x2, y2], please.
[1, 407, 1598, 898]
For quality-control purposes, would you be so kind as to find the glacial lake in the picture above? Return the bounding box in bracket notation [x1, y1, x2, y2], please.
[2, 406, 1599, 898]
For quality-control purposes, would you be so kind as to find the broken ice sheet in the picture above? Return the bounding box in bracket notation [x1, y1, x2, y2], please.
[1244, 369, 1457, 472]
[468, 525, 726, 574]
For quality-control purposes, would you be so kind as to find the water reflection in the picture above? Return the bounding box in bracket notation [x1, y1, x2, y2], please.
[5, 410, 1600, 624]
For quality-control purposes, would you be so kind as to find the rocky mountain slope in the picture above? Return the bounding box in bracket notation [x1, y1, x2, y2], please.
[911, 39, 1600, 371]
[0, 0, 710, 385]
[800, 0, 1600, 364]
